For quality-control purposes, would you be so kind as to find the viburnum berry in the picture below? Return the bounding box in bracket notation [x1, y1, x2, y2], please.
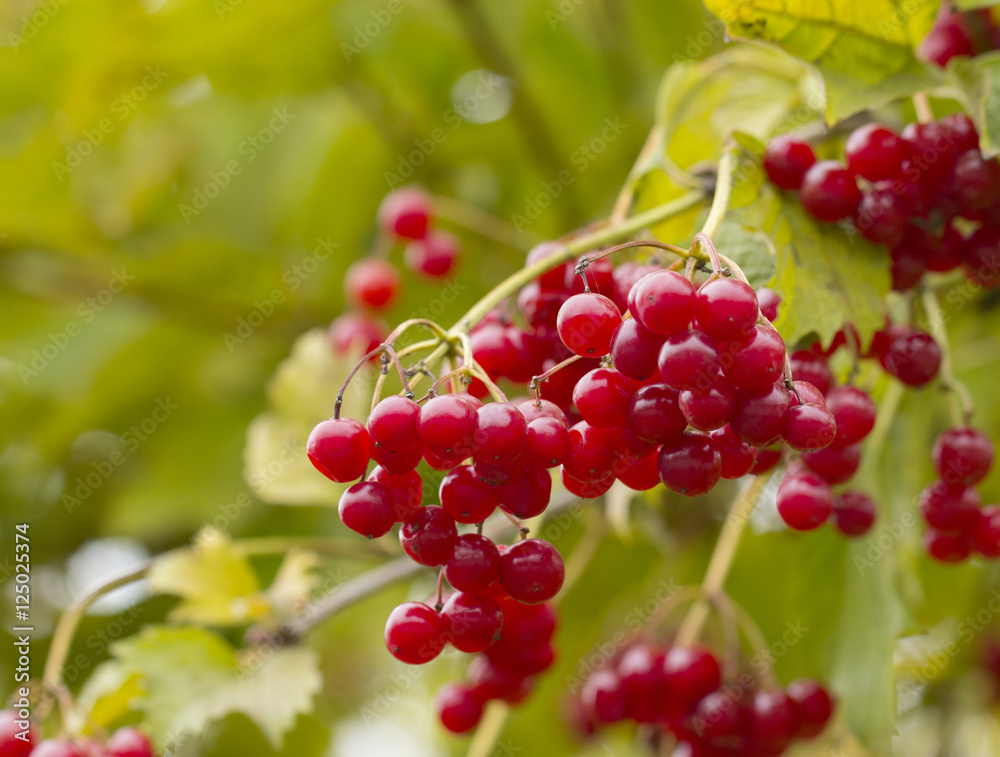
[526, 241, 571, 291]
[710, 425, 758, 479]
[345, 258, 401, 310]
[616, 642, 666, 723]
[400, 506, 457, 566]
[789, 350, 832, 395]
[404, 230, 459, 278]
[854, 188, 908, 248]
[787, 678, 834, 738]
[756, 287, 781, 321]
[932, 426, 994, 486]
[436, 683, 485, 733]
[783, 402, 836, 451]
[609, 319, 663, 381]
[825, 385, 876, 445]
[368, 465, 422, 521]
[0, 710, 35, 757]
[377, 186, 432, 240]
[564, 421, 618, 482]
[973, 506, 1000, 558]
[749, 689, 799, 753]
[328, 312, 386, 356]
[890, 240, 928, 291]
[662, 646, 722, 710]
[581, 668, 628, 724]
[500, 538, 565, 604]
[573, 368, 635, 428]
[626, 383, 687, 444]
[419, 393, 480, 463]
[338, 481, 396, 538]
[556, 292, 621, 356]
[439, 465, 498, 524]
[525, 416, 570, 468]
[845, 123, 908, 181]
[368, 395, 421, 451]
[445, 533, 502, 592]
[919, 480, 979, 533]
[763, 136, 817, 190]
[657, 430, 722, 497]
[924, 528, 973, 563]
[307, 418, 370, 483]
[776, 472, 833, 531]
[679, 378, 736, 432]
[498, 465, 552, 518]
[799, 161, 862, 222]
[561, 467, 616, 498]
[441, 592, 503, 653]
[105, 728, 155, 757]
[950, 149, 1000, 210]
[729, 383, 792, 447]
[881, 331, 941, 387]
[721, 324, 785, 390]
[631, 270, 697, 336]
[25, 741, 86, 757]
[801, 441, 862, 484]
[832, 490, 877, 537]
[750, 445, 783, 475]
[922, 224, 964, 273]
[695, 277, 759, 343]
[616, 451, 660, 491]
[472, 402, 528, 467]
[658, 329, 722, 392]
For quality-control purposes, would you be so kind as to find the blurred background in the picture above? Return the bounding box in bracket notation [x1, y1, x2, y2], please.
[3, 1, 1000, 755]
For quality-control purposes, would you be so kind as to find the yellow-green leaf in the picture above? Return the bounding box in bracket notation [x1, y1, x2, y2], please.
[941, 52, 1000, 156]
[703, 0, 943, 120]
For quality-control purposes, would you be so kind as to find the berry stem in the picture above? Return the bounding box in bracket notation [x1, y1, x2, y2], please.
[674, 473, 770, 646]
[530, 354, 583, 397]
[430, 194, 536, 251]
[698, 144, 736, 239]
[912, 92, 934, 124]
[920, 287, 975, 424]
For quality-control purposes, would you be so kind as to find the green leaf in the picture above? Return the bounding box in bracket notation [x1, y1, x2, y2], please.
[148, 532, 268, 626]
[266, 549, 321, 617]
[712, 220, 777, 288]
[76, 661, 144, 732]
[941, 52, 1000, 156]
[111, 626, 321, 749]
[702, 0, 942, 120]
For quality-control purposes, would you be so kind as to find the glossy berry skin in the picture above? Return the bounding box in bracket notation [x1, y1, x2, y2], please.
[799, 161, 862, 222]
[436, 683, 484, 733]
[783, 403, 836, 452]
[825, 385, 876, 445]
[662, 646, 722, 710]
[368, 466, 422, 521]
[0, 710, 35, 757]
[609, 319, 663, 381]
[441, 592, 503, 653]
[581, 669, 628, 724]
[498, 465, 552, 518]
[404, 230, 459, 278]
[776, 472, 832, 531]
[385, 603, 445, 664]
[845, 124, 907, 181]
[564, 422, 618, 482]
[561, 467, 615, 498]
[658, 329, 721, 392]
[710, 426, 758, 479]
[919, 481, 979, 533]
[378, 187, 432, 240]
[924, 528, 973, 563]
[573, 368, 635, 428]
[695, 277, 759, 343]
[440, 465, 498, 524]
[616, 643, 667, 723]
[965, 225, 1000, 289]
[328, 312, 386, 356]
[749, 689, 799, 754]
[473, 403, 528, 467]
[890, 241, 927, 291]
[657, 431, 722, 497]
[526, 241, 571, 290]
[626, 384, 687, 444]
[105, 728, 154, 757]
[789, 351, 832, 395]
[902, 121, 959, 182]
[25, 742, 85, 757]
[933, 427, 994, 486]
[882, 331, 941, 387]
[787, 678, 834, 738]
[801, 442, 862, 484]
[631, 271, 697, 336]
[730, 384, 792, 447]
[338, 482, 396, 539]
[307, 418, 370, 483]
[679, 379, 736, 432]
[756, 287, 781, 322]
[400, 506, 457, 566]
[345, 258, 401, 310]
[721, 324, 785, 390]
[368, 395, 421, 452]
[832, 490, 877, 537]
[445, 534, 502, 592]
[854, 188, 908, 248]
[500, 539, 565, 604]
[973, 506, 1000, 558]
[526, 417, 570, 469]
[617, 450, 660, 491]
[763, 136, 817, 190]
[419, 393, 480, 462]
[556, 293, 622, 357]
[951, 150, 1000, 210]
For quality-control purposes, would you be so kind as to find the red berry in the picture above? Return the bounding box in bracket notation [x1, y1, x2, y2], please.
[610, 319, 664, 382]
[721, 324, 786, 391]
[919, 480, 979, 533]
[626, 383, 686, 445]
[525, 416, 570, 469]
[498, 465, 552, 518]
[657, 430, 722, 496]
[901, 120, 958, 182]
[801, 442, 862, 484]
[105, 728, 154, 757]
[789, 350, 832, 395]
[776, 472, 832, 530]
[581, 669, 628, 724]
[368, 395, 422, 451]
[564, 421, 618, 483]
[800, 161, 862, 222]
[749, 689, 799, 753]
[472, 403, 528, 467]
[845, 124, 908, 181]
[441, 592, 503, 653]
[404, 230, 459, 278]
[783, 403, 837, 451]
[573, 368, 635, 428]
[756, 287, 781, 322]
[933, 426, 994, 486]
[436, 683, 484, 733]
[695, 277, 759, 343]
[922, 224, 964, 273]
[526, 241, 572, 291]
[419, 393, 481, 463]
[662, 646, 722, 711]
[730, 383, 793, 447]
[924, 528, 973, 563]
[378, 187, 432, 240]
[440, 465, 498, 524]
[616, 450, 661, 491]
[854, 188, 908, 248]
[556, 292, 621, 356]
[658, 329, 722, 392]
[617, 642, 667, 723]
[338, 481, 396, 538]
[560, 467, 615, 498]
[763, 136, 817, 190]
[399, 506, 457, 566]
[787, 678, 833, 738]
[951, 150, 1000, 211]
[368, 465, 422, 521]
[832, 490, 877, 537]
[882, 331, 941, 387]
[445, 533, 502, 592]
[307, 418, 370, 483]
[749, 445, 783, 475]
[825, 385, 876, 445]
[500, 538, 565, 604]
[328, 312, 386, 356]
[25, 741, 85, 757]
[467, 656, 528, 700]
[345, 258, 401, 310]
[973, 506, 1000, 558]
[890, 239, 927, 291]
[631, 270, 697, 336]
[679, 378, 736, 432]
[710, 425, 758, 479]
[964, 224, 1000, 289]
[0, 711, 35, 757]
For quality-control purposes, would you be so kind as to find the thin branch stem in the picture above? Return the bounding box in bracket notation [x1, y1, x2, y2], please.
[431, 194, 537, 250]
[699, 146, 736, 239]
[921, 287, 974, 424]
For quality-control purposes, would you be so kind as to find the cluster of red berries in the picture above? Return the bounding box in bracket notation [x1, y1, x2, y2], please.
[0, 712, 153, 757]
[329, 187, 462, 356]
[920, 4, 1000, 68]
[919, 425, 999, 562]
[571, 642, 833, 756]
[763, 115, 1000, 293]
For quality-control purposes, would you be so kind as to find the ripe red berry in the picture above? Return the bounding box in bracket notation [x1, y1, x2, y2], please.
[404, 230, 459, 278]
[721, 324, 786, 390]
[25, 741, 85, 757]
[901, 120, 959, 182]
[756, 287, 781, 322]
[368, 465, 422, 521]
[776, 472, 832, 530]
[919, 480, 979, 533]
[854, 188, 908, 248]
[662, 646, 722, 710]
[581, 669, 628, 724]
[345, 258, 401, 310]
[825, 385, 876, 445]
[800, 161, 862, 222]
[441, 592, 503, 653]
[436, 683, 485, 733]
[783, 402, 837, 451]
[473, 403, 528, 468]
[307, 418, 370, 483]
[763, 136, 817, 190]
[500, 538, 565, 604]
[729, 383, 792, 447]
[445, 533, 502, 592]
[789, 351, 832, 395]
[801, 442, 862, 484]
[525, 241, 572, 291]
[564, 421, 618, 483]
[882, 331, 941, 387]
[385, 602, 445, 664]
[498, 465, 552, 518]
[561, 467, 616, 498]
[616, 450, 660, 491]
[105, 728, 154, 757]
[338, 481, 396, 538]
[787, 678, 834, 738]
[890, 240, 927, 291]
[631, 270, 697, 336]
[616, 642, 667, 723]
[400, 506, 457, 566]
[679, 378, 736, 432]
[749, 689, 799, 753]
[609, 319, 664, 382]
[525, 416, 570, 469]
[419, 393, 481, 463]
[964, 225, 1000, 289]
[932, 426, 994, 486]
[573, 368, 635, 428]
[710, 426, 758, 479]
[0, 710, 35, 757]
[924, 528, 973, 563]
[973, 506, 1000, 558]
[328, 312, 386, 356]
[378, 187, 432, 240]
[695, 277, 759, 343]
[951, 150, 1000, 210]
[556, 292, 621, 356]
[658, 329, 722, 392]
[368, 395, 422, 451]
[657, 430, 722, 497]
[439, 465, 499, 524]
[626, 384, 687, 444]
[845, 124, 908, 181]
[832, 490, 877, 537]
